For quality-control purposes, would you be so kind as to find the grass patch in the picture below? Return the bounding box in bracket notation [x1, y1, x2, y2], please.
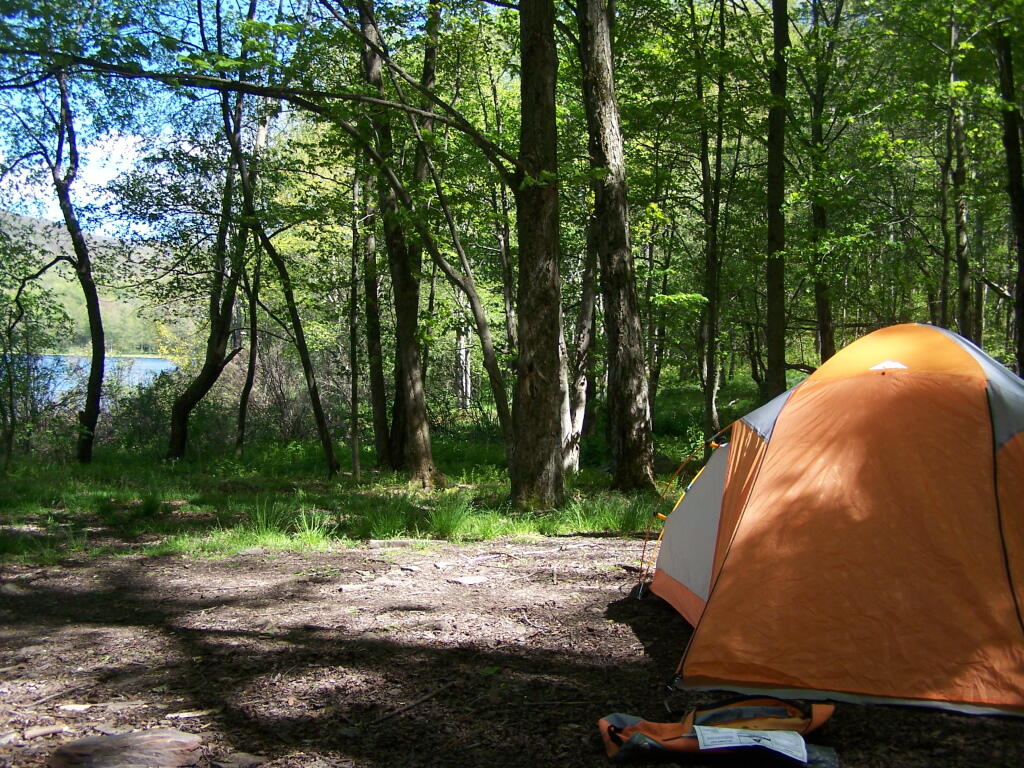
[425, 491, 474, 541]
[534, 493, 663, 536]
[1, 427, 671, 563]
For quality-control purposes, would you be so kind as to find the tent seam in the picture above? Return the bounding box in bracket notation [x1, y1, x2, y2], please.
[675, 411, 782, 676]
[987, 386, 1024, 642]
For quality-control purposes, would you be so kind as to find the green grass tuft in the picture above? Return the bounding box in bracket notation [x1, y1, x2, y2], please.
[425, 491, 474, 541]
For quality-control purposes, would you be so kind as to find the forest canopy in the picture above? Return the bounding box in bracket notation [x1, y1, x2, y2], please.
[1, 0, 1022, 506]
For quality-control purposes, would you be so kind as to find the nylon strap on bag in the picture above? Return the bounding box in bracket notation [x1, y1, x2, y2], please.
[598, 696, 835, 762]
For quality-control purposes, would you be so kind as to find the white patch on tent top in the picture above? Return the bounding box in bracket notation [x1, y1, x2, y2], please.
[870, 360, 908, 370]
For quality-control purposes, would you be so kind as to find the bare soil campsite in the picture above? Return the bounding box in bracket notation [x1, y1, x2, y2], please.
[1, 537, 1022, 768]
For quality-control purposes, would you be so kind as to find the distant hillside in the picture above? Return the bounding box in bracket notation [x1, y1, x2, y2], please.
[1, 211, 184, 356]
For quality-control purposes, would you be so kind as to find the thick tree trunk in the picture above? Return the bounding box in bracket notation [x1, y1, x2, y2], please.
[510, 0, 565, 508]
[360, 0, 435, 485]
[764, 0, 789, 400]
[995, 31, 1024, 371]
[577, 0, 653, 490]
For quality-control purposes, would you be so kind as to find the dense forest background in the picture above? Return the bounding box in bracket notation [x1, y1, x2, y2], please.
[1, 0, 1023, 511]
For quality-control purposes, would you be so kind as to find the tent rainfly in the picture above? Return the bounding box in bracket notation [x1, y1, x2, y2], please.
[651, 323, 1024, 715]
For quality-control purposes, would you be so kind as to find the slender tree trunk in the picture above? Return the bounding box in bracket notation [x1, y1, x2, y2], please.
[255, 228, 340, 476]
[235, 252, 260, 457]
[454, 300, 472, 411]
[421, 262, 437, 387]
[221, 112, 339, 476]
[940, 103, 954, 328]
[350, 178, 362, 482]
[809, 87, 835, 360]
[510, 0, 565, 508]
[566, 233, 598, 473]
[166, 190, 245, 459]
[805, 0, 843, 363]
[995, 31, 1024, 371]
[576, 0, 653, 489]
[50, 74, 103, 464]
[951, 17, 973, 340]
[691, 0, 726, 442]
[361, 187, 390, 465]
[492, 181, 518, 353]
[485, 43, 518, 354]
[54, 181, 104, 464]
[764, 0, 789, 400]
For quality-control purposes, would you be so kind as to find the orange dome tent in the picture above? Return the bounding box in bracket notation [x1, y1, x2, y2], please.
[651, 323, 1024, 714]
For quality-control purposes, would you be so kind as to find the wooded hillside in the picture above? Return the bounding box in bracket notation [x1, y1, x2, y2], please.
[1, 0, 1022, 501]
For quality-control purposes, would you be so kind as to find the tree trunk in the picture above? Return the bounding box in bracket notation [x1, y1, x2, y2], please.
[360, 187, 391, 465]
[566, 233, 598, 473]
[492, 181, 518, 353]
[51, 74, 104, 464]
[256, 228, 340, 476]
[360, 0, 435, 485]
[455, 310, 472, 411]
[691, 0, 727, 442]
[169, 81, 271, 460]
[764, 0, 789, 400]
[54, 181, 105, 464]
[167, 190, 245, 460]
[805, 0, 843, 363]
[485, 43, 518, 355]
[576, 0, 653, 490]
[349, 177, 362, 482]
[951, 17, 973, 340]
[510, 0, 565, 508]
[235, 252, 260, 457]
[940, 102, 954, 328]
[221, 111, 339, 476]
[995, 31, 1024, 371]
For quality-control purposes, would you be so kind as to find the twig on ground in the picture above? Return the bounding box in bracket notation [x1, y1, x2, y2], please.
[374, 681, 457, 723]
[32, 683, 91, 706]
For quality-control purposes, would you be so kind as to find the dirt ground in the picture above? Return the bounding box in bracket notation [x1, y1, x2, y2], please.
[1, 536, 1022, 768]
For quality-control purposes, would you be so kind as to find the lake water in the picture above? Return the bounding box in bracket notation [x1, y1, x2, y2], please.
[41, 354, 177, 389]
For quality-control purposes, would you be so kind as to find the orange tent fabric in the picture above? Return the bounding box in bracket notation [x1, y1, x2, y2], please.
[650, 324, 1024, 714]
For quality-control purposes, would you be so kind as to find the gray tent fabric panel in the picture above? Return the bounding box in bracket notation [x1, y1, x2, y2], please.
[656, 443, 731, 602]
[740, 388, 794, 442]
[931, 325, 1024, 449]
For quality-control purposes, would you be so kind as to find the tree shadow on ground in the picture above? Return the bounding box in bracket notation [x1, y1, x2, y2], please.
[2, 555, 1023, 768]
[0, 555, 682, 768]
